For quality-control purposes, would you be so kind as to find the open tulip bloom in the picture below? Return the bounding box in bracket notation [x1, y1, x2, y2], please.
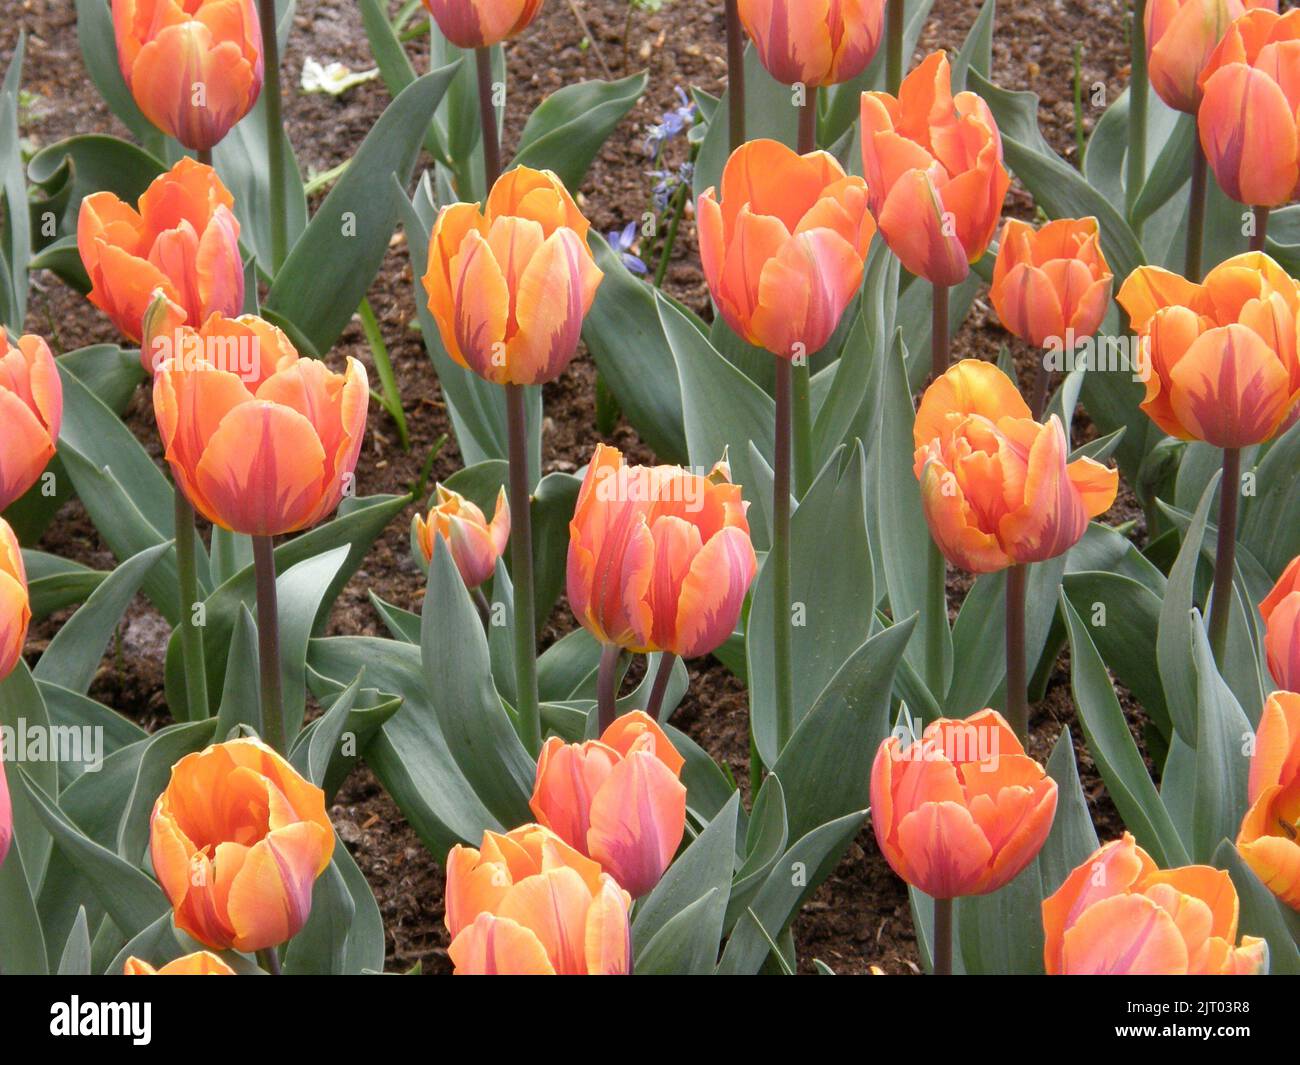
[0, 331, 61, 513]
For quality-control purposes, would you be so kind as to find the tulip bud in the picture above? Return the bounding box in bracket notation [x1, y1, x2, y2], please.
[112, 0, 264, 150]
[150, 738, 335, 952]
[698, 139, 874, 360]
[423, 0, 545, 50]
[152, 316, 369, 536]
[990, 218, 1114, 350]
[1044, 833, 1270, 973]
[1236, 691, 1300, 909]
[567, 444, 758, 658]
[413, 484, 510, 589]
[1260, 558, 1300, 691]
[860, 51, 1009, 286]
[0, 331, 61, 512]
[124, 952, 237, 975]
[1117, 252, 1300, 448]
[1145, 0, 1277, 115]
[737, 0, 887, 88]
[0, 517, 29, 687]
[530, 710, 688, 898]
[871, 709, 1058, 898]
[423, 167, 603, 386]
[912, 360, 1118, 573]
[78, 158, 244, 349]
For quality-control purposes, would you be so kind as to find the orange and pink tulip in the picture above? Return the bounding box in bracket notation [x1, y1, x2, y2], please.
[0, 518, 29, 688]
[698, 139, 874, 359]
[736, 0, 887, 87]
[445, 823, 631, 975]
[78, 158, 244, 349]
[530, 710, 687, 898]
[1237, 691, 1300, 909]
[124, 952, 237, 975]
[413, 484, 510, 590]
[1043, 833, 1269, 973]
[112, 0, 264, 150]
[990, 217, 1114, 350]
[0, 331, 61, 512]
[150, 737, 335, 952]
[860, 51, 1010, 287]
[871, 709, 1058, 899]
[1117, 252, 1300, 448]
[422, 0, 545, 49]
[567, 444, 758, 659]
[423, 167, 603, 386]
[912, 360, 1118, 573]
[1260, 557, 1300, 691]
[1145, 0, 1277, 114]
[152, 315, 368, 537]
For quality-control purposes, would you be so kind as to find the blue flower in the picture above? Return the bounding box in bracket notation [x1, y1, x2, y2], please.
[644, 86, 698, 157]
[608, 221, 648, 275]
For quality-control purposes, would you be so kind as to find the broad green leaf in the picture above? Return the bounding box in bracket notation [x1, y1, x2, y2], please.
[0, 844, 47, 974]
[115, 721, 217, 866]
[56, 908, 92, 976]
[284, 857, 353, 975]
[635, 888, 726, 976]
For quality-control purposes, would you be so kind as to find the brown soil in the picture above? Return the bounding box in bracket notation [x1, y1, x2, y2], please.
[5, 0, 1142, 976]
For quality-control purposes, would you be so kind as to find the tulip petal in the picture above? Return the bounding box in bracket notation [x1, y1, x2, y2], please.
[587, 748, 687, 899]
[449, 913, 557, 975]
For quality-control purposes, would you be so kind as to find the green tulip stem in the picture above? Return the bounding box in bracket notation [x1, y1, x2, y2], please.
[932, 282, 949, 380]
[252, 535, 286, 753]
[645, 653, 678, 721]
[773, 359, 796, 754]
[257, 0, 287, 273]
[726, 0, 746, 152]
[1251, 206, 1270, 253]
[173, 488, 209, 722]
[1005, 562, 1029, 744]
[476, 46, 502, 188]
[1127, 0, 1148, 235]
[933, 897, 954, 976]
[597, 643, 622, 735]
[257, 946, 282, 975]
[1208, 448, 1241, 667]
[506, 383, 542, 756]
[1186, 138, 1208, 282]
[887, 0, 906, 95]
[925, 541, 947, 696]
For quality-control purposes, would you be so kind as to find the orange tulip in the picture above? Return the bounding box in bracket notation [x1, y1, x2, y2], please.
[0, 518, 29, 686]
[1117, 252, 1300, 448]
[78, 158, 244, 350]
[422, 0, 544, 49]
[912, 360, 1118, 573]
[1043, 833, 1269, 973]
[413, 484, 510, 590]
[860, 51, 1010, 287]
[112, 0, 263, 150]
[871, 709, 1058, 898]
[698, 139, 874, 360]
[1145, 0, 1276, 114]
[445, 823, 631, 975]
[736, 0, 887, 87]
[151, 316, 368, 536]
[150, 737, 334, 952]
[530, 710, 687, 898]
[1237, 691, 1300, 909]
[1199, 8, 1300, 208]
[567, 443, 758, 659]
[990, 218, 1114, 350]
[423, 167, 603, 386]
[124, 951, 237, 975]
[0, 332, 61, 512]
[1261, 558, 1300, 691]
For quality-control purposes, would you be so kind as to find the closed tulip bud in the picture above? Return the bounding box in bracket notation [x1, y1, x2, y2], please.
[871, 709, 1058, 898]
[860, 51, 1010, 287]
[124, 952, 237, 975]
[1236, 691, 1300, 909]
[1117, 252, 1300, 448]
[912, 360, 1118, 573]
[78, 158, 244, 349]
[423, 167, 603, 386]
[567, 444, 758, 659]
[150, 738, 334, 952]
[1261, 558, 1300, 690]
[152, 317, 368, 536]
[112, 0, 263, 150]
[0, 518, 29, 686]
[445, 823, 631, 975]
[698, 139, 874, 360]
[413, 484, 510, 589]
[737, 0, 887, 88]
[990, 218, 1114, 350]
[1199, 8, 1300, 208]
[422, 0, 545, 49]
[1044, 833, 1269, 973]
[0, 332, 61, 512]
[1146, 0, 1276, 114]
[530, 710, 688, 898]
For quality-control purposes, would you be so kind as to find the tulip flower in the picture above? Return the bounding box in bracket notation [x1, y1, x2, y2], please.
[1145, 0, 1276, 114]
[124, 952, 237, 975]
[736, 0, 887, 88]
[531, 710, 688, 898]
[112, 0, 264, 151]
[422, 166, 603, 387]
[0, 331, 62, 512]
[150, 737, 334, 952]
[698, 139, 874, 361]
[422, 0, 545, 50]
[860, 51, 1010, 289]
[144, 301, 299, 386]
[78, 158, 244, 348]
[1262, 559, 1300, 690]
[413, 484, 510, 590]
[1236, 691, 1300, 909]
[0, 518, 29, 686]
[445, 823, 631, 975]
[151, 317, 368, 537]
[1043, 833, 1269, 973]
